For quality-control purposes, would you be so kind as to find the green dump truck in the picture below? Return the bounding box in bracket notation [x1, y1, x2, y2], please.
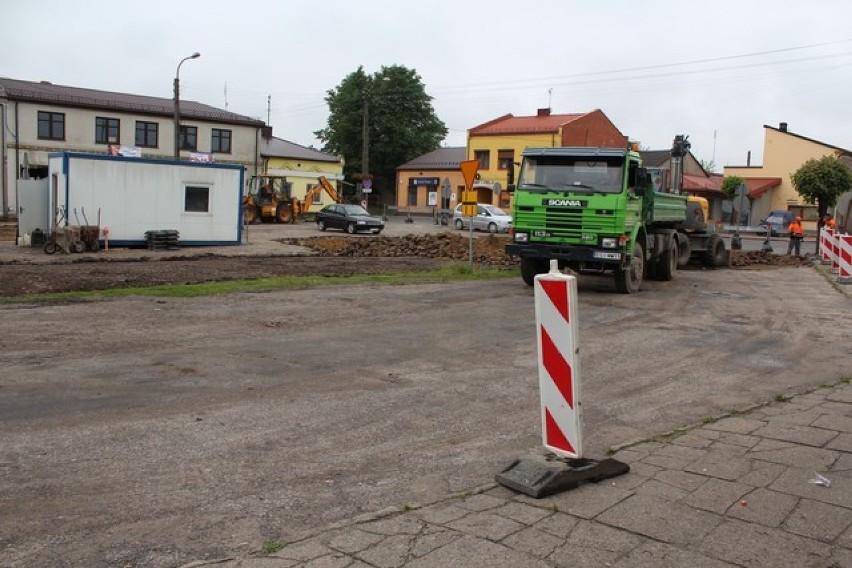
[505, 137, 726, 293]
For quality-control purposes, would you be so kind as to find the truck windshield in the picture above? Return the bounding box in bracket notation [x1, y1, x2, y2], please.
[518, 156, 624, 194]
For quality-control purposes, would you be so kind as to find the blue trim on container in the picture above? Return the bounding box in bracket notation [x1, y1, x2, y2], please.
[107, 240, 240, 247]
[47, 151, 244, 172]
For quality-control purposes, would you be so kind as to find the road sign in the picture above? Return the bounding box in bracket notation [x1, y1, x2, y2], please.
[460, 159, 479, 190]
[462, 204, 477, 217]
[363, 177, 372, 190]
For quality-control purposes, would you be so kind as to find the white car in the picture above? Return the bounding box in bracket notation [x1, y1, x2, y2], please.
[453, 203, 513, 233]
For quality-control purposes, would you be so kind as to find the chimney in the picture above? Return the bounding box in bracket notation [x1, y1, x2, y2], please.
[747, 151, 751, 166]
[537, 108, 551, 117]
[261, 126, 273, 139]
[779, 122, 787, 132]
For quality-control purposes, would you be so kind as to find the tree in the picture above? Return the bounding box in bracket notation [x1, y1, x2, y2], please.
[791, 154, 852, 252]
[721, 175, 744, 200]
[315, 65, 447, 204]
[700, 159, 716, 174]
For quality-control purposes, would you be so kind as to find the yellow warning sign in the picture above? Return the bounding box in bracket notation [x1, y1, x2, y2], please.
[462, 204, 477, 217]
[460, 159, 479, 191]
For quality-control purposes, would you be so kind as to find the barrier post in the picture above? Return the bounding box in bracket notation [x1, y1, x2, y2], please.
[495, 260, 628, 498]
[832, 231, 842, 274]
[838, 234, 852, 285]
[820, 228, 834, 265]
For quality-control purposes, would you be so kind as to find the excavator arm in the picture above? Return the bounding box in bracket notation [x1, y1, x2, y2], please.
[295, 176, 340, 217]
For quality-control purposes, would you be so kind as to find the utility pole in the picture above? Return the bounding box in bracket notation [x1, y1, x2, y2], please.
[361, 88, 369, 179]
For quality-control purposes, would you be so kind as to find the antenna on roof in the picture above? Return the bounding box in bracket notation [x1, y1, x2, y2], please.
[548, 88, 553, 109]
[224, 82, 228, 110]
[267, 95, 271, 125]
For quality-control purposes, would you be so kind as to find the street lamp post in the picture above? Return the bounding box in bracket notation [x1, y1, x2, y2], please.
[174, 52, 201, 160]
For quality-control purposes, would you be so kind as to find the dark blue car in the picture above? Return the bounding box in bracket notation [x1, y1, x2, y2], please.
[757, 211, 794, 237]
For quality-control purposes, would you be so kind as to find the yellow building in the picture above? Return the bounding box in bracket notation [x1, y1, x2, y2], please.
[395, 147, 466, 217]
[724, 123, 852, 231]
[261, 133, 344, 213]
[467, 108, 627, 207]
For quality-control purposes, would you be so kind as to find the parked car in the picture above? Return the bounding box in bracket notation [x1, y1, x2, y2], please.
[452, 203, 512, 233]
[757, 210, 795, 237]
[315, 204, 385, 234]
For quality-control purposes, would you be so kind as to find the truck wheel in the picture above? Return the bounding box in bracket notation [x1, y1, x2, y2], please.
[615, 243, 644, 293]
[276, 204, 293, 224]
[656, 242, 677, 281]
[705, 234, 727, 267]
[520, 257, 547, 286]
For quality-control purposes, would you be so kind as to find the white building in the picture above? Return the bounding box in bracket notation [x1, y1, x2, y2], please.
[0, 77, 266, 223]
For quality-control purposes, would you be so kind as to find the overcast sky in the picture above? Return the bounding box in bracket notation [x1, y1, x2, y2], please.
[4, 0, 852, 171]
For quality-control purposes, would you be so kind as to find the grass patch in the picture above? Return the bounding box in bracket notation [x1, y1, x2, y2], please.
[2, 264, 518, 304]
[261, 540, 285, 554]
[701, 416, 716, 424]
[774, 393, 791, 403]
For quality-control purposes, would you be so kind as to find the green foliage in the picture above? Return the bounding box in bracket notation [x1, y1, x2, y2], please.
[721, 175, 744, 199]
[261, 540, 285, 554]
[790, 155, 852, 219]
[314, 65, 448, 199]
[699, 159, 716, 174]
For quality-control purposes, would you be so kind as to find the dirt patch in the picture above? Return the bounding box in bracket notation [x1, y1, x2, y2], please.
[0, 233, 812, 297]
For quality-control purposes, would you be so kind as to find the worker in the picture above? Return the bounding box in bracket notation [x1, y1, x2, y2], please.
[787, 215, 804, 256]
[823, 213, 836, 230]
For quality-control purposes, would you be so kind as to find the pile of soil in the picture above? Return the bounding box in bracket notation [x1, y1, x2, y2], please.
[281, 232, 515, 267]
[729, 250, 815, 268]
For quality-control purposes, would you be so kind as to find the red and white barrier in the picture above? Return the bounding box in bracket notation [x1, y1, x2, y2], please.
[534, 260, 583, 459]
[838, 234, 852, 284]
[820, 228, 834, 265]
[832, 231, 842, 274]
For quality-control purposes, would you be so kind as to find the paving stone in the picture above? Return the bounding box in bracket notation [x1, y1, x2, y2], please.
[405, 534, 549, 568]
[699, 518, 829, 567]
[830, 452, 852, 473]
[655, 443, 709, 462]
[455, 493, 504, 512]
[272, 538, 333, 562]
[544, 482, 633, 519]
[611, 448, 650, 464]
[736, 462, 788, 487]
[783, 498, 852, 542]
[624, 441, 665, 455]
[705, 417, 765, 434]
[770, 467, 852, 508]
[749, 438, 797, 453]
[764, 407, 830, 427]
[726, 487, 799, 527]
[562, 520, 644, 554]
[411, 503, 468, 525]
[303, 554, 354, 568]
[671, 433, 714, 448]
[612, 540, 737, 567]
[654, 469, 708, 492]
[494, 502, 552, 526]
[694, 429, 724, 440]
[446, 511, 524, 541]
[327, 529, 385, 554]
[354, 534, 413, 568]
[500, 526, 564, 558]
[750, 444, 839, 469]
[813, 413, 852, 433]
[683, 478, 751, 515]
[483, 485, 519, 500]
[596, 493, 721, 545]
[717, 433, 761, 448]
[606, 470, 651, 491]
[546, 545, 621, 568]
[752, 405, 788, 417]
[705, 441, 750, 455]
[633, 479, 690, 502]
[829, 547, 852, 568]
[685, 451, 753, 481]
[827, 386, 852, 404]
[409, 527, 462, 558]
[236, 558, 298, 567]
[750, 424, 838, 447]
[627, 461, 662, 478]
[840, 522, 852, 549]
[827, 433, 852, 452]
[360, 516, 424, 536]
[532, 511, 580, 538]
[819, 401, 852, 414]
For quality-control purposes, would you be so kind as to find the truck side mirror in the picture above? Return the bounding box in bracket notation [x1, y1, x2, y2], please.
[506, 162, 516, 193]
[634, 168, 649, 197]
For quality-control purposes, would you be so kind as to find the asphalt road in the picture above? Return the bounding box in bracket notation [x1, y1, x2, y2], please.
[1, 241, 851, 567]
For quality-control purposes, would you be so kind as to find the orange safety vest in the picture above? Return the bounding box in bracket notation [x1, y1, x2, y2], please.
[788, 221, 803, 237]
[825, 218, 836, 229]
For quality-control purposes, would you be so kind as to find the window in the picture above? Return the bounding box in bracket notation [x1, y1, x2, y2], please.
[474, 150, 490, 170]
[135, 121, 158, 147]
[179, 126, 198, 151]
[308, 183, 322, 204]
[211, 128, 231, 153]
[184, 186, 210, 212]
[95, 117, 120, 144]
[498, 149, 514, 170]
[38, 111, 65, 140]
[407, 185, 418, 206]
